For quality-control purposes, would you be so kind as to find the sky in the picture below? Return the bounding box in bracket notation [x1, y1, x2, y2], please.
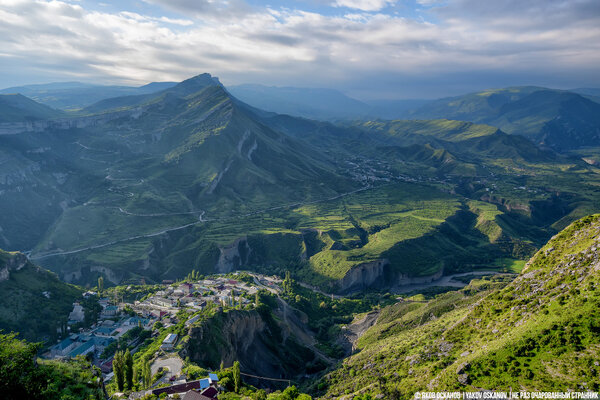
[0, 0, 599, 99]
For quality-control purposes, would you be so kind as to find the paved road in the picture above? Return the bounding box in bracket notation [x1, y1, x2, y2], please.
[151, 356, 183, 387]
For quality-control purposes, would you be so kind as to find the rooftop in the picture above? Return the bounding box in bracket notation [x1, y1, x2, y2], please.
[163, 333, 178, 344]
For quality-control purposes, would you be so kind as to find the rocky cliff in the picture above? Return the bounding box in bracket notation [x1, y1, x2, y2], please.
[335, 258, 444, 294]
[0, 250, 29, 282]
[336, 259, 389, 293]
[184, 308, 317, 381]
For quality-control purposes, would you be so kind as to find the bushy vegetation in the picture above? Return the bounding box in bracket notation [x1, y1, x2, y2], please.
[0, 333, 104, 400]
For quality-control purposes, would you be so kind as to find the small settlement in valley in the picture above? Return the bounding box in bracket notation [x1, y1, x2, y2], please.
[45, 272, 283, 398]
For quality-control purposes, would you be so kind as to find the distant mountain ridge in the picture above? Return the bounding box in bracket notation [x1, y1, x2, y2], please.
[407, 86, 600, 151]
[0, 80, 177, 110]
[228, 84, 371, 121]
[1, 73, 600, 294]
[0, 93, 64, 122]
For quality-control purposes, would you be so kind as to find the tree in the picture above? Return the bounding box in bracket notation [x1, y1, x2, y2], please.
[113, 351, 125, 392]
[97, 276, 104, 295]
[220, 360, 224, 372]
[124, 349, 134, 389]
[254, 389, 267, 400]
[0, 333, 43, 397]
[133, 366, 138, 388]
[143, 359, 152, 389]
[283, 271, 291, 293]
[233, 360, 241, 393]
[283, 385, 299, 400]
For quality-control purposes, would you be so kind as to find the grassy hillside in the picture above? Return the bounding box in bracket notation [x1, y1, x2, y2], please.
[0, 249, 82, 342]
[316, 214, 600, 398]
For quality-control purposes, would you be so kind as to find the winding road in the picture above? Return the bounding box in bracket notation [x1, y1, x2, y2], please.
[28, 184, 373, 260]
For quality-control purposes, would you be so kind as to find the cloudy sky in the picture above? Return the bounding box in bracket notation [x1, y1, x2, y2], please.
[0, 0, 599, 99]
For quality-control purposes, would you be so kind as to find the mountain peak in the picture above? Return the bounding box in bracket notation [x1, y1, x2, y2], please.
[168, 73, 222, 97]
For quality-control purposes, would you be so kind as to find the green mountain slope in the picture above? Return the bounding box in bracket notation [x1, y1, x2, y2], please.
[318, 214, 600, 398]
[408, 87, 600, 151]
[0, 74, 357, 286]
[0, 249, 82, 341]
[0, 94, 63, 122]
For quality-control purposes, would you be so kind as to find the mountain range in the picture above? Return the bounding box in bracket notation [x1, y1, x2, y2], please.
[1, 74, 600, 296]
[2, 72, 600, 397]
[0, 81, 176, 110]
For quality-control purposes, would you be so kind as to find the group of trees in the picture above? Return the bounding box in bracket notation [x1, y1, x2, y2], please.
[282, 271, 295, 295]
[112, 349, 153, 392]
[112, 349, 134, 392]
[142, 359, 152, 389]
[185, 269, 203, 281]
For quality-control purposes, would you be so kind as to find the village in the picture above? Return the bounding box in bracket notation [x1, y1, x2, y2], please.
[46, 272, 283, 399]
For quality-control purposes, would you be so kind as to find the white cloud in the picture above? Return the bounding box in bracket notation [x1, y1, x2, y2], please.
[0, 0, 598, 94]
[333, 0, 393, 12]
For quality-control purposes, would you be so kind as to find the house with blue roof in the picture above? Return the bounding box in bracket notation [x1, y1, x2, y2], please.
[199, 378, 210, 390]
[124, 316, 151, 327]
[50, 337, 77, 357]
[67, 340, 95, 358]
[99, 304, 119, 319]
[94, 326, 116, 336]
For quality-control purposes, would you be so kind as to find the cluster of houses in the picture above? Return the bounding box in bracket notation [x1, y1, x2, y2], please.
[46, 272, 285, 399]
[48, 273, 281, 367]
[49, 296, 153, 367]
[132, 275, 267, 322]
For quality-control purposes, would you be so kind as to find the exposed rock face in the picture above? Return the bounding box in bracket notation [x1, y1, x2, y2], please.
[60, 265, 123, 285]
[214, 233, 308, 273]
[0, 251, 29, 282]
[215, 237, 250, 273]
[90, 266, 121, 285]
[337, 259, 389, 293]
[184, 309, 316, 381]
[186, 311, 266, 368]
[336, 259, 445, 294]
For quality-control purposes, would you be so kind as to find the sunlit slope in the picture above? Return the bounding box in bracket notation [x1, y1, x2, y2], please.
[318, 214, 600, 398]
